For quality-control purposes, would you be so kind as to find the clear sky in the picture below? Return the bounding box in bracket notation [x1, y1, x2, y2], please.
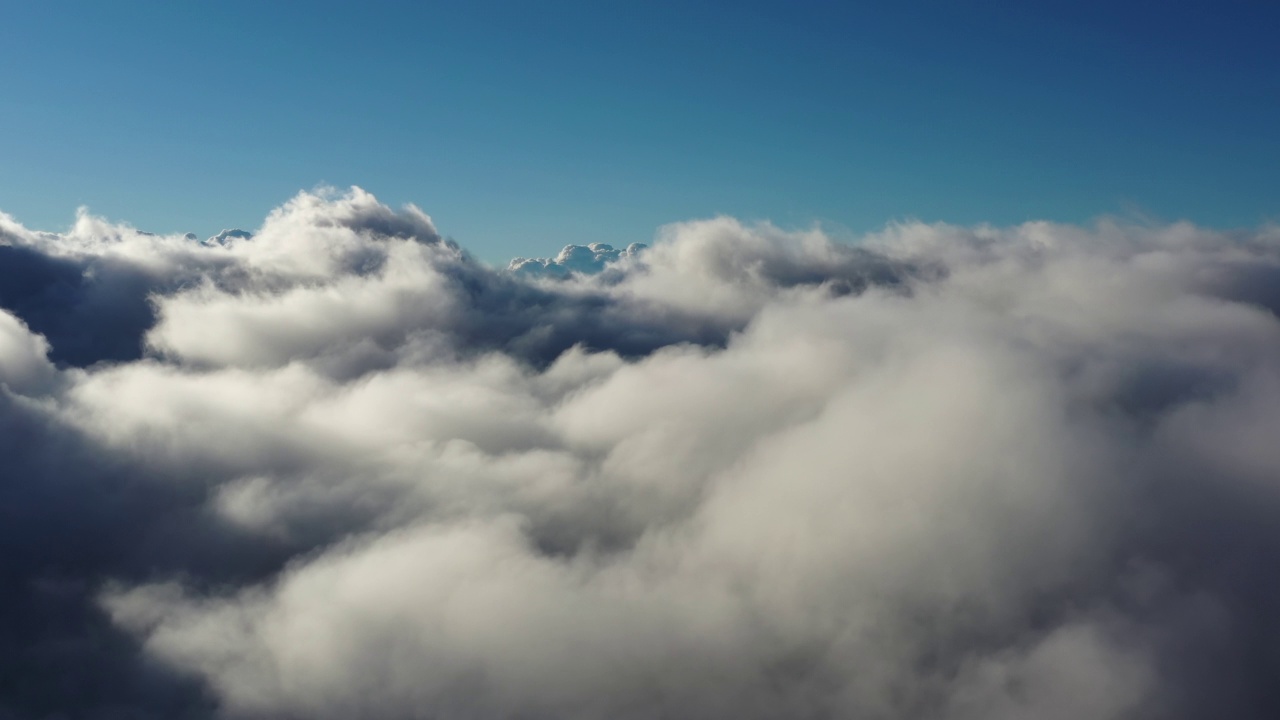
[2, 0, 1277, 263]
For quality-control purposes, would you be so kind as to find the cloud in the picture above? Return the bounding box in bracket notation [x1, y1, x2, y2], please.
[204, 229, 253, 247]
[2, 188, 1280, 718]
[509, 241, 648, 277]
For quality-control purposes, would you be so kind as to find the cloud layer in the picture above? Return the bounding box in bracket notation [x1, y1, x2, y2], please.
[3, 188, 1280, 719]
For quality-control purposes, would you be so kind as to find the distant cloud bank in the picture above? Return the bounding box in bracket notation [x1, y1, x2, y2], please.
[509, 241, 648, 277]
[2, 187, 1280, 719]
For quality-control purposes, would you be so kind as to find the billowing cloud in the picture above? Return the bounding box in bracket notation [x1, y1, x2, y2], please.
[2, 188, 1280, 719]
[205, 229, 253, 247]
[509, 241, 648, 277]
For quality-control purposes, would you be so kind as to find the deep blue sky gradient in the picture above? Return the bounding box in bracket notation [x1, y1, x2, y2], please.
[2, 0, 1277, 262]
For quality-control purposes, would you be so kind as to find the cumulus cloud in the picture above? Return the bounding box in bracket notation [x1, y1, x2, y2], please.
[509, 241, 648, 277]
[204, 229, 253, 246]
[2, 187, 1280, 719]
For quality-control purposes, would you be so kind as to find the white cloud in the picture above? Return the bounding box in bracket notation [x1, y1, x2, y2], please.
[3, 188, 1280, 718]
[0, 310, 56, 395]
[509, 241, 648, 277]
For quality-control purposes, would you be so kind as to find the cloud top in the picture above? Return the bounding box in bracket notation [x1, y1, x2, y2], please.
[510, 241, 648, 277]
[2, 188, 1280, 719]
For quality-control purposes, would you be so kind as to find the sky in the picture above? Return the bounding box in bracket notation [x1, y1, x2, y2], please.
[2, 0, 1278, 262]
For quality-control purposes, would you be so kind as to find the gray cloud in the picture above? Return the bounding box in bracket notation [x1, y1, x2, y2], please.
[2, 189, 1280, 719]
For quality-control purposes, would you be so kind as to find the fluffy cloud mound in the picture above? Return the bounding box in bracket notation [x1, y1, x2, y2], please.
[204, 228, 254, 246]
[3, 188, 1280, 719]
[509, 241, 648, 277]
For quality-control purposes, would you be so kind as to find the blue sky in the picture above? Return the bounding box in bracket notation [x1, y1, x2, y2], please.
[2, 0, 1277, 263]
